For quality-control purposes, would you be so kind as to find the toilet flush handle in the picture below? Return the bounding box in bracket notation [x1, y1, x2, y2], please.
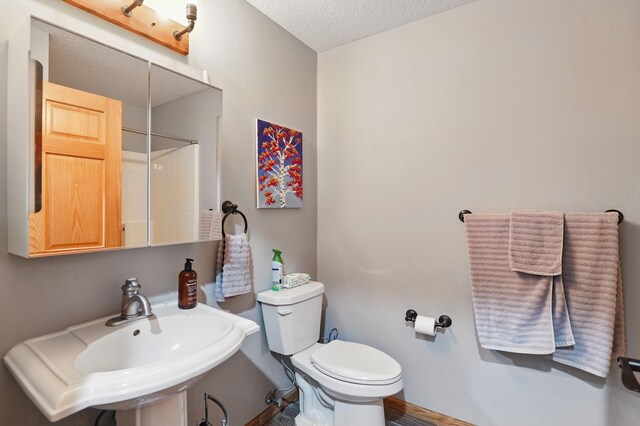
[277, 308, 293, 316]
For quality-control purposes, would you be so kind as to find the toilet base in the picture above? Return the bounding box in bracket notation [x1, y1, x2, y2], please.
[334, 399, 384, 426]
[294, 372, 385, 426]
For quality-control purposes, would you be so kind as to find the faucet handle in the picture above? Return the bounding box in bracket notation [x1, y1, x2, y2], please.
[122, 278, 141, 294]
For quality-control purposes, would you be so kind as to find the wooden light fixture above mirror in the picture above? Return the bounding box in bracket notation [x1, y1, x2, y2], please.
[62, 0, 192, 55]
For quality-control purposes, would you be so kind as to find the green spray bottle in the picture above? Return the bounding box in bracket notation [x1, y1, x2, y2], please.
[271, 249, 284, 291]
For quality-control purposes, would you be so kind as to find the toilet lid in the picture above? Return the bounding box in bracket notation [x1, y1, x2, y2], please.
[310, 340, 402, 385]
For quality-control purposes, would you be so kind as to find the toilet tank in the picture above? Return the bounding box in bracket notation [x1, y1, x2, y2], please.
[257, 282, 324, 355]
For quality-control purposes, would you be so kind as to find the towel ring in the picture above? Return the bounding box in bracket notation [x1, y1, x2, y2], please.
[221, 200, 248, 238]
[459, 209, 623, 224]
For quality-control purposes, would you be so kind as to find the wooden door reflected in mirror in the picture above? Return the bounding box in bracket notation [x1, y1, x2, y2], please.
[29, 82, 122, 254]
[28, 19, 148, 256]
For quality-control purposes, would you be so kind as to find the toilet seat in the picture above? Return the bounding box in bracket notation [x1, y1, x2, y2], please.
[310, 340, 402, 385]
[292, 342, 404, 403]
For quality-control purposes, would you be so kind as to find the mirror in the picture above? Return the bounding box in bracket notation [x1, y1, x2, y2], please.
[17, 18, 222, 257]
[149, 64, 221, 246]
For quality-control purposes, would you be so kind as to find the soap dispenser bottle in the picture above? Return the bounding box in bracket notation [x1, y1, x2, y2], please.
[179, 258, 198, 309]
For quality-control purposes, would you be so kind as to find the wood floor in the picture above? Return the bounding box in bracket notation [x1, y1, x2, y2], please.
[247, 392, 474, 426]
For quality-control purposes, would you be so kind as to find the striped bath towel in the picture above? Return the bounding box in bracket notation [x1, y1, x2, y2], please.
[465, 212, 626, 377]
[465, 214, 558, 354]
[509, 211, 564, 276]
[509, 211, 574, 347]
[551, 213, 625, 377]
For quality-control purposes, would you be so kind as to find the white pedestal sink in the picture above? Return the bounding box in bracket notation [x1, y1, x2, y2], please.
[4, 302, 259, 425]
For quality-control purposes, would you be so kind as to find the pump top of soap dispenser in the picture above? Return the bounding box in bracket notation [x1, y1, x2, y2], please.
[184, 258, 194, 271]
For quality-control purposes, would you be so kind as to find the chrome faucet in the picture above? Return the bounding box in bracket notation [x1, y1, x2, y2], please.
[106, 278, 153, 326]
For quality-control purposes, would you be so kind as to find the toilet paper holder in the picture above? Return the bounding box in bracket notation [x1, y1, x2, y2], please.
[405, 309, 452, 329]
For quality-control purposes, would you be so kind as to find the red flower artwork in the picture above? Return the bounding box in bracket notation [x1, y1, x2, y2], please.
[257, 120, 303, 208]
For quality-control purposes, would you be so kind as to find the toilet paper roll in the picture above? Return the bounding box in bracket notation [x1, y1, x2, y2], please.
[414, 315, 436, 336]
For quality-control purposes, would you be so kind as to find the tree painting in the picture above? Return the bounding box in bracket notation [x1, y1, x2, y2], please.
[257, 119, 303, 208]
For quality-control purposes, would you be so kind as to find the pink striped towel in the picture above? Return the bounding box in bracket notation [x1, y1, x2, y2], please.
[465, 214, 558, 354]
[509, 211, 574, 347]
[551, 213, 626, 377]
[509, 211, 564, 276]
[465, 211, 626, 377]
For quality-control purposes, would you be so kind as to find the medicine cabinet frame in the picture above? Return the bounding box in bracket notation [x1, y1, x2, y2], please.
[6, 16, 223, 258]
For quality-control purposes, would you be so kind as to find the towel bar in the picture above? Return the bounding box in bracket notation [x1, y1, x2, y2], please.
[605, 209, 624, 224]
[618, 357, 640, 392]
[221, 200, 248, 237]
[458, 210, 472, 222]
[458, 209, 623, 224]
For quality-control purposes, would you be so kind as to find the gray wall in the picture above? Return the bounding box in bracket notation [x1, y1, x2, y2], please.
[317, 0, 640, 424]
[0, 0, 316, 425]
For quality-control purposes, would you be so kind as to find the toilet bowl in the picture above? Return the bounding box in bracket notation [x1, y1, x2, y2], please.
[257, 282, 403, 426]
[292, 341, 403, 426]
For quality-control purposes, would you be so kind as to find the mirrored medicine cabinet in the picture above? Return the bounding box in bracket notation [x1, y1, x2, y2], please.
[6, 18, 222, 258]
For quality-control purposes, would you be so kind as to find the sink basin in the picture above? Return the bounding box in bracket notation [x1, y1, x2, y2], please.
[74, 313, 234, 374]
[4, 302, 259, 423]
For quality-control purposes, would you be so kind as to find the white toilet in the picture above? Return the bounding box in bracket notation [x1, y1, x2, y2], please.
[257, 282, 403, 426]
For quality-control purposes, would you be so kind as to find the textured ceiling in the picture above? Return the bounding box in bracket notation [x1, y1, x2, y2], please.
[246, 0, 477, 52]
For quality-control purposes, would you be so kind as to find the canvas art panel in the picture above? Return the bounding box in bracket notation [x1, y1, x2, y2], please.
[256, 119, 303, 208]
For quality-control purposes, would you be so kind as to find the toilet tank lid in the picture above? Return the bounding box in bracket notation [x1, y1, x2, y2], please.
[257, 281, 324, 306]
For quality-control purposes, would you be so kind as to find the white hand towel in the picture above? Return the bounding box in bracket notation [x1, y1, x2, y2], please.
[214, 238, 225, 302]
[200, 210, 222, 241]
[214, 234, 252, 302]
[283, 273, 311, 288]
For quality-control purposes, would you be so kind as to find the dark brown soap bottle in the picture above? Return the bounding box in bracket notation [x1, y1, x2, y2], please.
[178, 258, 198, 309]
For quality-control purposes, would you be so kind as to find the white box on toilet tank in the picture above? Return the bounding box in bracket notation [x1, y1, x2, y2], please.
[257, 281, 324, 355]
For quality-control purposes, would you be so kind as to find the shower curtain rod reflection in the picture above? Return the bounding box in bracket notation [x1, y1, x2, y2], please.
[122, 127, 198, 145]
